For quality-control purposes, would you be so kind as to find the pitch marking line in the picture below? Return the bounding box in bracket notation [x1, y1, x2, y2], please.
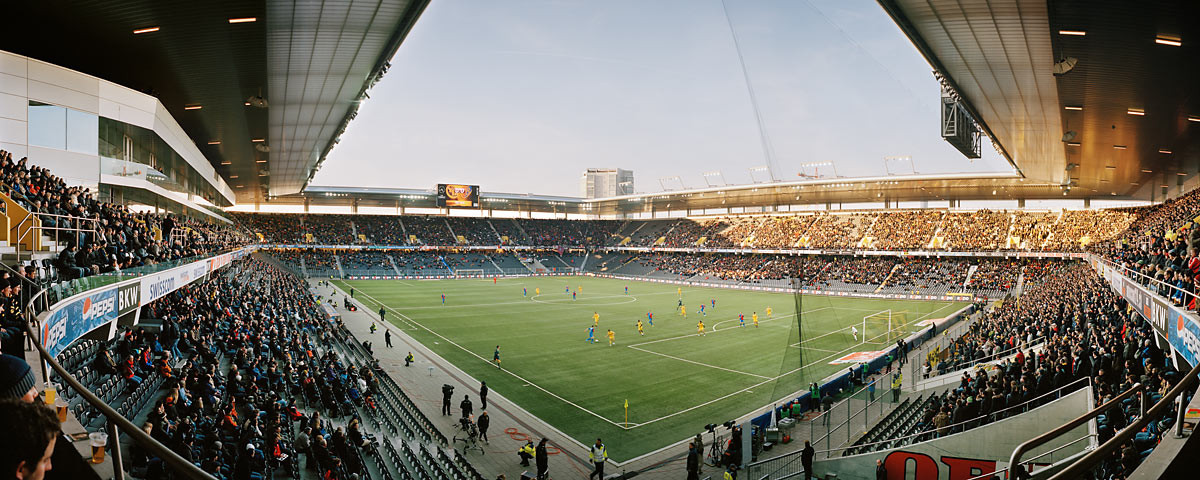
[625, 345, 772, 380]
[348, 287, 633, 430]
[623, 301, 963, 428]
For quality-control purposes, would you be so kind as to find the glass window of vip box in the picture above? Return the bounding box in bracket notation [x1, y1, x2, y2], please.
[27, 102, 99, 155]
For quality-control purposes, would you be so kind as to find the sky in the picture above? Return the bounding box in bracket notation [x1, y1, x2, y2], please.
[308, 0, 1012, 197]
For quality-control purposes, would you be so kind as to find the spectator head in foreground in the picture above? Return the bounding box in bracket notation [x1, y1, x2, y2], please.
[0, 398, 60, 480]
[0, 354, 37, 402]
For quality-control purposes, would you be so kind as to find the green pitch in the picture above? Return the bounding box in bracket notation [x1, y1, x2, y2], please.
[333, 276, 967, 461]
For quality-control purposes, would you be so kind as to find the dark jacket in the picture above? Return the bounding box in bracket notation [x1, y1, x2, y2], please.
[535, 442, 548, 471]
[686, 447, 700, 472]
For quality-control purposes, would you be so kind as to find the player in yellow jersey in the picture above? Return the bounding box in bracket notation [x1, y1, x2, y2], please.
[636, 319, 644, 336]
[677, 287, 682, 297]
[766, 306, 772, 317]
[535, 287, 540, 296]
[593, 311, 600, 326]
[697, 320, 706, 336]
[681, 305, 687, 318]
[607, 329, 615, 346]
[752, 312, 759, 328]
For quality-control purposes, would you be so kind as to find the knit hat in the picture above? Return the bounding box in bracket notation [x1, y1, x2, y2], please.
[0, 354, 36, 399]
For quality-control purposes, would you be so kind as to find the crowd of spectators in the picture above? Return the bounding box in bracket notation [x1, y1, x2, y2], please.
[869, 211, 945, 250]
[445, 217, 499, 245]
[391, 251, 450, 274]
[489, 218, 528, 245]
[888, 258, 971, 291]
[111, 257, 400, 479]
[965, 259, 1024, 292]
[232, 213, 301, 243]
[304, 215, 354, 245]
[339, 251, 395, 272]
[817, 257, 895, 286]
[516, 219, 621, 247]
[917, 262, 1182, 477]
[351, 215, 406, 245]
[943, 210, 1009, 251]
[401, 216, 456, 246]
[1044, 210, 1136, 251]
[0, 151, 248, 280]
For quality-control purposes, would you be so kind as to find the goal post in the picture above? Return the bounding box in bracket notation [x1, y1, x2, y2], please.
[456, 268, 485, 277]
[862, 310, 906, 344]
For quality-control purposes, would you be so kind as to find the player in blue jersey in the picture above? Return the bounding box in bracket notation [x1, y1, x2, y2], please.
[699, 304, 706, 316]
[625, 285, 629, 295]
[585, 325, 597, 344]
[647, 311, 654, 326]
[739, 313, 745, 328]
[711, 299, 716, 309]
[441, 293, 446, 305]
[523, 287, 527, 297]
[572, 291, 577, 301]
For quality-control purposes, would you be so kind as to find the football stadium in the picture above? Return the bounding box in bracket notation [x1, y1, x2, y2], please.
[0, 1, 1198, 480]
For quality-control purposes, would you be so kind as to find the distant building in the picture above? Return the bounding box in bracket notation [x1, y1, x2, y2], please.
[581, 168, 634, 198]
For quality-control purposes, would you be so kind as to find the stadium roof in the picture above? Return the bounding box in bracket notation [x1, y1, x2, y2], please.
[2, 0, 428, 203]
[284, 172, 1131, 216]
[878, 0, 1200, 196]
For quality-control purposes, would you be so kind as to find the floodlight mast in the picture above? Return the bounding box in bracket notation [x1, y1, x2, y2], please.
[883, 156, 916, 175]
[702, 171, 727, 187]
[748, 166, 775, 184]
[658, 176, 686, 191]
[798, 161, 838, 179]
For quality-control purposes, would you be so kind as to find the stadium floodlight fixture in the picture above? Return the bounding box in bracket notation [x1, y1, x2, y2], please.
[1113, 145, 1127, 150]
[133, 26, 160, 34]
[228, 17, 258, 23]
[1188, 115, 1200, 123]
[1159, 148, 1173, 154]
[883, 156, 915, 175]
[1127, 108, 1145, 116]
[701, 171, 726, 187]
[207, 140, 221, 145]
[1064, 105, 1083, 111]
[748, 166, 773, 184]
[184, 104, 202, 110]
[1058, 30, 1087, 36]
[798, 161, 838, 179]
[658, 176, 685, 191]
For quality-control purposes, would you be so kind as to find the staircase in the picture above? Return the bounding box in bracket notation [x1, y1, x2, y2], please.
[486, 220, 503, 244]
[963, 265, 979, 291]
[387, 255, 403, 276]
[333, 254, 345, 278]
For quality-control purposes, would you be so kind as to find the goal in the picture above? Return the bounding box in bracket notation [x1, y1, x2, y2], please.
[861, 310, 906, 344]
[456, 268, 485, 277]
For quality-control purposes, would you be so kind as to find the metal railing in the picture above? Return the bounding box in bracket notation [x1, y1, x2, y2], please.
[912, 340, 1046, 392]
[807, 381, 903, 456]
[21, 317, 215, 479]
[1095, 254, 1200, 311]
[964, 434, 1095, 480]
[11, 211, 98, 261]
[747, 376, 1093, 480]
[1047, 361, 1200, 480]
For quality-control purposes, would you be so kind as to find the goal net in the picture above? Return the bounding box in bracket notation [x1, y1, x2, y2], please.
[862, 310, 906, 345]
[456, 268, 485, 277]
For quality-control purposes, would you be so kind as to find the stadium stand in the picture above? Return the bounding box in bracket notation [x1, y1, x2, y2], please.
[47, 257, 479, 480]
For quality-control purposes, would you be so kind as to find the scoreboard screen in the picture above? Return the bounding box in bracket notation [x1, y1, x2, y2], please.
[436, 184, 479, 208]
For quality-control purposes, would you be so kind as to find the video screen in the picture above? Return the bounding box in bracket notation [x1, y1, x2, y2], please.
[436, 184, 479, 208]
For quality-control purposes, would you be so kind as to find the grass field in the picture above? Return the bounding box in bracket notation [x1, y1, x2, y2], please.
[333, 275, 967, 461]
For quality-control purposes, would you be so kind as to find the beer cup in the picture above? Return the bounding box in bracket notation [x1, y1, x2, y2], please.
[89, 432, 108, 464]
[43, 382, 57, 405]
[56, 403, 68, 423]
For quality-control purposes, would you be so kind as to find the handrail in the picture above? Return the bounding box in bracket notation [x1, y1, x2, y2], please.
[1047, 361, 1200, 480]
[965, 434, 1095, 480]
[1097, 254, 1200, 310]
[1009, 383, 1142, 470]
[21, 319, 216, 479]
[812, 377, 1090, 456]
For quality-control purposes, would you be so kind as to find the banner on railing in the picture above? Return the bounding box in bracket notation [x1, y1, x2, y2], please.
[42, 287, 118, 357]
[42, 247, 252, 358]
[1089, 255, 1200, 369]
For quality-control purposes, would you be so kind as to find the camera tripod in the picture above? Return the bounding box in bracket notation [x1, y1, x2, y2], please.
[704, 430, 725, 467]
